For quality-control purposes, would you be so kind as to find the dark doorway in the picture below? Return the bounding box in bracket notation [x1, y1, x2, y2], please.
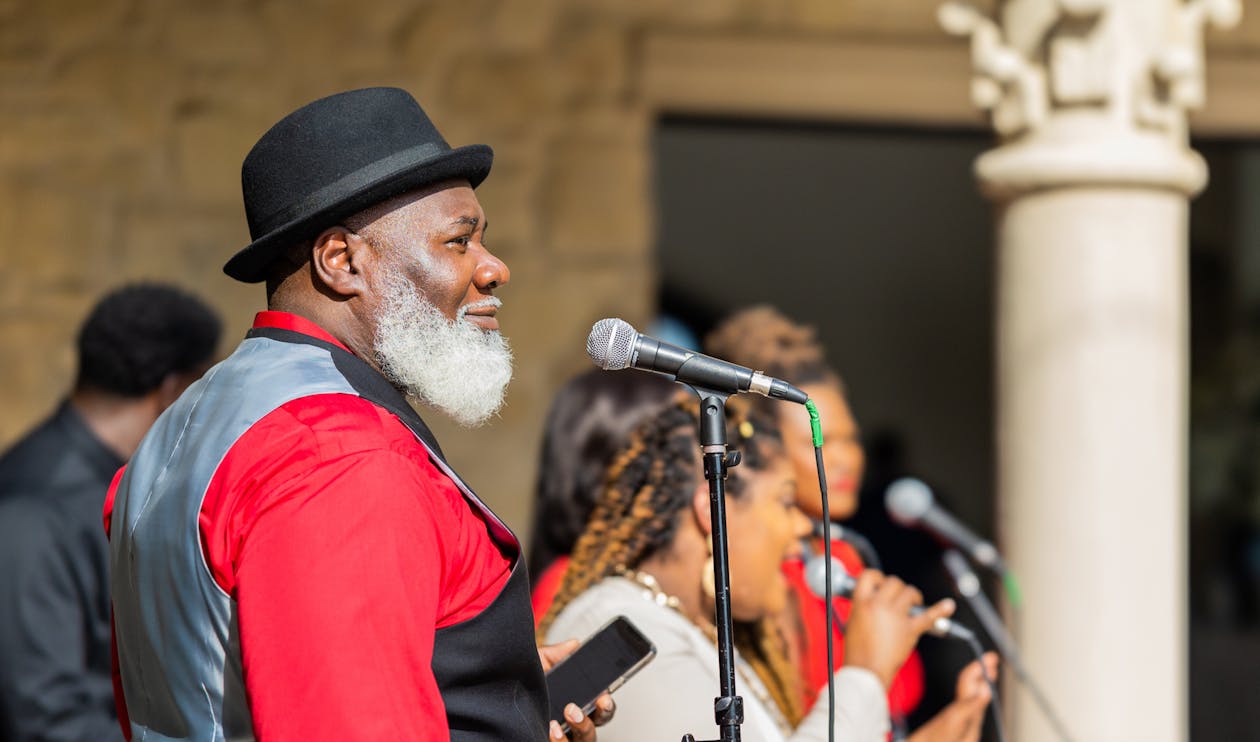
[653, 118, 1260, 739]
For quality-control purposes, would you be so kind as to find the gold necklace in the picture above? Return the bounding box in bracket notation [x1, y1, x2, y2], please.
[619, 569, 793, 736]
[623, 569, 683, 611]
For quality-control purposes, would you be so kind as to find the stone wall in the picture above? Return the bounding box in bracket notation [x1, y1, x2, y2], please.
[2, 0, 1256, 535]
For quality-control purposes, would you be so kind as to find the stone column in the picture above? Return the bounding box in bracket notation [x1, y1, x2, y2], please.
[940, 2, 1240, 741]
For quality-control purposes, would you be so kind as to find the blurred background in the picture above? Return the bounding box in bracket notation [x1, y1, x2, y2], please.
[3, 1, 1259, 739]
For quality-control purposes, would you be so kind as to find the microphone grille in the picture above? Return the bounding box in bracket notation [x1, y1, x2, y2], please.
[586, 318, 637, 370]
[941, 550, 981, 597]
[886, 477, 934, 526]
[803, 555, 856, 600]
[941, 549, 973, 579]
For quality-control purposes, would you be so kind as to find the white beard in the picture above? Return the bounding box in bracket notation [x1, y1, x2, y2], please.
[372, 275, 513, 427]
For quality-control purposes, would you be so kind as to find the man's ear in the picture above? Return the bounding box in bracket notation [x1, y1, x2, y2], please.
[690, 483, 712, 537]
[311, 226, 371, 297]
[154, 372, 183, 410]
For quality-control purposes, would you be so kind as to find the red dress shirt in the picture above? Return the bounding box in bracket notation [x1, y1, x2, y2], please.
[105, 311, 512, 741]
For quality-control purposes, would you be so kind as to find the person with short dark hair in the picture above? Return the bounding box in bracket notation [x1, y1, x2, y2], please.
[0, 283, 221, 742]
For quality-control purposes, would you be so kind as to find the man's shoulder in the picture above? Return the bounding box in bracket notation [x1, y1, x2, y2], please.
[0, 493, 63, 552]
[0, 414, 64, 493]
[0, 426, 112, 510]
[235, 392, 435, 471]
[272, 392, 419, 442]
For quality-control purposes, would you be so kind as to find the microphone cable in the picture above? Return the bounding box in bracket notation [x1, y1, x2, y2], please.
[805, 399, 837, 742]
[943, 550, 1075, 742]
[962, 633, 1007, 742]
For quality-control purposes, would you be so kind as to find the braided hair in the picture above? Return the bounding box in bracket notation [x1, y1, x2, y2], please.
[539, 396, 805, 725]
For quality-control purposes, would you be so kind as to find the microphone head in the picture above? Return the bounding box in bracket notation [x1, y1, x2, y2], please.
[941, 549, 973, 577]
[803, 554, 856, 599]
[886, 477, 935, 526]
[586, 318, 637, 371]
[941, 549, 982, 597]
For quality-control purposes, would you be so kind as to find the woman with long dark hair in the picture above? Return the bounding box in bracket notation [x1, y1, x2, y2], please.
[527, 368, 677, 620]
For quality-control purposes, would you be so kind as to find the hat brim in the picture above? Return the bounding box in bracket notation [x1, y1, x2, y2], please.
[224, 143, 493, 283]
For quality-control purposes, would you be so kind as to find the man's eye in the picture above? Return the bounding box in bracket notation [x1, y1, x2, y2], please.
[449, 236, 470, 248]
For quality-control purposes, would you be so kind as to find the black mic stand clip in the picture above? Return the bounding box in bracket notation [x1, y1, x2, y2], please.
[680, 388, 744, 742]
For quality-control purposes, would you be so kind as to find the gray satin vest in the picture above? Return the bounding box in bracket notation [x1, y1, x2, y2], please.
[109, 328, 547, 741]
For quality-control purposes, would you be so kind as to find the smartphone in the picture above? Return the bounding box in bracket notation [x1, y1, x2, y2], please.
[545, 615, 657, 730]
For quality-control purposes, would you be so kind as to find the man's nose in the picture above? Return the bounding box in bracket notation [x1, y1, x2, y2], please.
[475, 247, 510, 290]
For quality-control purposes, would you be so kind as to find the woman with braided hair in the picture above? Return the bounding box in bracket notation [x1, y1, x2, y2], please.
[540, 397, 954, 741]
[705, 306, 997, 742]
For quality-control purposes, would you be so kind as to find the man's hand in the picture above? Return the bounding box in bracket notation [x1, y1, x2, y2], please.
[538, 639, 617, 741]
[842, 570, 956, 689]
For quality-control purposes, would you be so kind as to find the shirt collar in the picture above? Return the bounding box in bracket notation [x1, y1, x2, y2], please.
[252, 311, 352, 353]
[55, 401, 125, 477]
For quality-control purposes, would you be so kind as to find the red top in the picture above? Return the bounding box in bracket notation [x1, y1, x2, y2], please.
[105, 311, 513, 741]
[530, 555, 569, 628]
[784, 540, 925, 720]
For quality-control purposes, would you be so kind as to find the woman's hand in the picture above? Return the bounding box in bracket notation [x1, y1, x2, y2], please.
[538, 639, 617, 741]
[907, 652, 999, 742]
[841, 570, 956, 689]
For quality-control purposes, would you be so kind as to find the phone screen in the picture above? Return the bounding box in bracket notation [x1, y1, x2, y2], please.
[546, 616, 656, 727]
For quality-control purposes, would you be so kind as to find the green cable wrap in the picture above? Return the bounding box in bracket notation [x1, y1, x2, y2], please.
[1002, 570, 1024, 609]
[805, 399, 823, 447]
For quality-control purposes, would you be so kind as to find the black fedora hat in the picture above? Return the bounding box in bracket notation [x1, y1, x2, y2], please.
[224, 87, 493, 283]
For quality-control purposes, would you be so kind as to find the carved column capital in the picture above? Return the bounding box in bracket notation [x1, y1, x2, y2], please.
[940, 0, 1241, 198]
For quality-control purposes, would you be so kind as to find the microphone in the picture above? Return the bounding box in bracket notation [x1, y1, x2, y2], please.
[803, 557, 975, 642]
[885, 478, 1007, 574]
[586, 318, 808, 404]
[941, 550, 1019, 660]
[943, 550, 1077, 742]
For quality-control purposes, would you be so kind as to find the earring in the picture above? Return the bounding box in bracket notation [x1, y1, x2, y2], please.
[701, 535, 715, 599]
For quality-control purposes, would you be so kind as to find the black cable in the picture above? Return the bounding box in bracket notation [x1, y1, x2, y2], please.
[964, 635, 1007, 742]
[813, 444, 835, 742]
[943, 550, 1075, 742]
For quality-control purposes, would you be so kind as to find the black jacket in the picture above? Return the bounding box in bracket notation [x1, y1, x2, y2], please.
[0, 402, 124, 742]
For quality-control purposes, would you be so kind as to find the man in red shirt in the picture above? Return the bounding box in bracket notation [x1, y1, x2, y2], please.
[106, 87, 610, 741]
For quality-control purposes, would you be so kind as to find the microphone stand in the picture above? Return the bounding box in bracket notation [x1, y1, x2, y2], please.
[681, 389, 744, 742]
[942, 549, 1075, 742]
